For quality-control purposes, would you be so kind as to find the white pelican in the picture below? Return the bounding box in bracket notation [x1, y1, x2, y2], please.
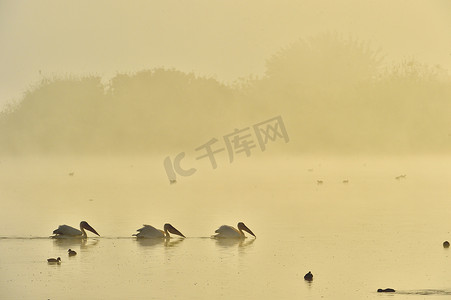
[213, 222, 256, 239]
[47, 257, 61, 263]
[68, 249, 77, 256]
[52, 221, 100, 239]
[133, 223, 185, 239]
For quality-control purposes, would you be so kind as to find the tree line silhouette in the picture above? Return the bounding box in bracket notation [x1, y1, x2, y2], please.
[1, 34, 450, 155]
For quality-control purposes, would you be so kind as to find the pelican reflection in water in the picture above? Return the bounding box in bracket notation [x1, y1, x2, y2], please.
[133, 224, 185, 239]
[213, 222, 256, 239]
[53, 236, 99, 250]
[52, 221, 100, 239]
[136, 237, 185, 248]
[215, 237, 255, 248]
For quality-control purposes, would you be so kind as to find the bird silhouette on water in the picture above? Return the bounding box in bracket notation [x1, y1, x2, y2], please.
[47, 257, 61, 263]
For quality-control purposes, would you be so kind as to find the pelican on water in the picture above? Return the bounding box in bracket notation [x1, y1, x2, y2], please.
[133, 224, 185, 239]
[52, 221, 100, 239]
[213, 222, 256, 239]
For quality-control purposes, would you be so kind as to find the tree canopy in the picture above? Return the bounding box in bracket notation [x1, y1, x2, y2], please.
[1, 34, 450, 155]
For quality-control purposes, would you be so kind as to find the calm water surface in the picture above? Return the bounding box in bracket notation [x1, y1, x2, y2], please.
[1, 155, 450, 299]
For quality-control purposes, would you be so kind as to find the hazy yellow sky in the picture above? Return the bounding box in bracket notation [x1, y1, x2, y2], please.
[1, 0, 450, 110]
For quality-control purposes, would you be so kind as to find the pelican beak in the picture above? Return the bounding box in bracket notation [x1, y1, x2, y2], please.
[242, 224, 256, 238]
[82, 221, 100, 236]
[166, 224, 185, 238]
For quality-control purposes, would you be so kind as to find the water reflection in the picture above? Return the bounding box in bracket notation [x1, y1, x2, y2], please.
[214, 238, 255, 248]
[397, 289, 451, 295]
[135, 238, 185, 248]
[52, 237, 100, 249]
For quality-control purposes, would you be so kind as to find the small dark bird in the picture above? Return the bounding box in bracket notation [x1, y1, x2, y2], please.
[304, 271, 313, 281]
[68, 172, 74, 176]
[443, 241, 450, 248]
[377, 288, 395, 293]
[68, 249, 77, 256]
[169, 179, 177, 185]
[342, 179, 349, 184]
[47, 257, 61, 263]
[316, 180, 323, 185]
